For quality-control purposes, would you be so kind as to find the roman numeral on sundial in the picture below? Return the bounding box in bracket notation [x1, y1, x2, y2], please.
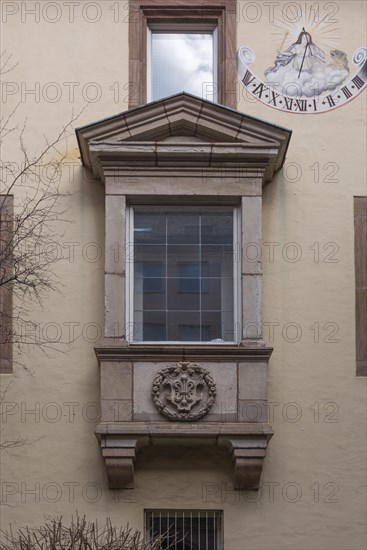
[341, 86, 352, 99]
[352, 75, 364, 90]
[243, 70, 255, 87]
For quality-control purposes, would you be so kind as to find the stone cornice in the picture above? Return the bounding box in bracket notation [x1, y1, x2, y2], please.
[76, 92, 292, 185]
[96, 421, 274, 438]
[89, 141, 279, 183]
[89, 141, 279, 160]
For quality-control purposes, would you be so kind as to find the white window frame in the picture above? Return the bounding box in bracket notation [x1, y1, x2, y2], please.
[126, 205, 241, 344]
[147, 23, 218, 103]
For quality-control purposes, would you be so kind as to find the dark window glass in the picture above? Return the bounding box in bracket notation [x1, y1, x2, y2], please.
[133, 209, 234, 342]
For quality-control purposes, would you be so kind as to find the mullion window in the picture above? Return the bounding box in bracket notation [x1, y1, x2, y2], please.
[132, 207, 235, 342]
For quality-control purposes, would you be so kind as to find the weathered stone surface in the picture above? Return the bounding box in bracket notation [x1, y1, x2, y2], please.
[105, 273, 125, 338]
[238, 399, 268, 423]
[105, 195, 126, 274]
[241, 274, 263, 340]
[238, 362, 267, 400]
[101, 399, 133, 422]
[101, 362, 132, 400]
[241, 196, 262, 275]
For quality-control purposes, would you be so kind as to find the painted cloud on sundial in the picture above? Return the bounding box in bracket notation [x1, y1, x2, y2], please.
[264, 30, 349, 97]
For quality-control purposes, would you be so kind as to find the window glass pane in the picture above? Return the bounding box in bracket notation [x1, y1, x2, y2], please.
[140, 275, 166, 310]
[132, 209, 234, 342]
[141, 311, 166, 341]
[201, 245, 233, 277]
[202, 311, 234, 341]
[201, 311, 224, 341]
[134, 245, 165, 272]
[179, 262, 201, 279]
[134, 212, 166, 244]
[201, 212, 233, 244]
[167, 213, 200, 244]
[167, 278, 200, 311]
[201, 278, 233, 311]
[167, 312, 201, 341]
[151, 33, 215, 101]
[167, 245, 200, 277]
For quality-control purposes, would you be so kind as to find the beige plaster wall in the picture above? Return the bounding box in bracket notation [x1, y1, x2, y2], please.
[1, 1, 366, 549]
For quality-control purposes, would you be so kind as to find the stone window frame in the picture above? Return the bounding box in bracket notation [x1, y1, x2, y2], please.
[125, 203, 242, 344]
[128, 0, 237, 108]
[354, 196, 367, 376]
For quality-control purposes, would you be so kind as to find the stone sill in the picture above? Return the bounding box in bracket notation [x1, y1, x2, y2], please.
[96, 421, 273, 439]
[95, 344, 273, 362]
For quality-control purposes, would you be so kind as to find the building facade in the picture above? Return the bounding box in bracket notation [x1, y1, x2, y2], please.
[1, 1, 366, 549]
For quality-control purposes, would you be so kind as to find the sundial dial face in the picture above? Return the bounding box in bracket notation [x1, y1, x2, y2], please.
[237, 16, 366, 113]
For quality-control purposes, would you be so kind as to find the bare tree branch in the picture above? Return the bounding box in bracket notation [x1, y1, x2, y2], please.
[0, 516, 169, 549]
[1, 103, 88, 354]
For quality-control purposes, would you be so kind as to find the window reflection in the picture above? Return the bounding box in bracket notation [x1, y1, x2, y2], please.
[151, 33, 215, 101]
[133, 209, 234, 342]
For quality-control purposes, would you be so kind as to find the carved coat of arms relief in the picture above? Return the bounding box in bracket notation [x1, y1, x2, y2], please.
[152, 362, 216, 421]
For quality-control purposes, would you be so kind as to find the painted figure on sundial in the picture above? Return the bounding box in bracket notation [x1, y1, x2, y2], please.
[265, 28, 349, 97]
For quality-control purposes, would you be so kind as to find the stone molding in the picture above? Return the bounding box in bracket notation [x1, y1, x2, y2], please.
[75, 93, 292, 185]
[95, 344, 273, 363]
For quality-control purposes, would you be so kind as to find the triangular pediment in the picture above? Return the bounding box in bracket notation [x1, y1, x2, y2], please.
[76, 93, 292, 176]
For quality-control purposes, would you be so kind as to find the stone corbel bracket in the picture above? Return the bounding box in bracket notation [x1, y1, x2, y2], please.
[102, 448, 135, 489]
[100, 436, 149, 489]
[218, 436, 268, 490]
[97, 426, 273, 490]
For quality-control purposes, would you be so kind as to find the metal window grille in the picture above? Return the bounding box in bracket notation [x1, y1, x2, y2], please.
[145, 510, 223, 550]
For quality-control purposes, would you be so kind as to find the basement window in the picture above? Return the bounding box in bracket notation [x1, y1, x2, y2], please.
[145, 510, 223, 550]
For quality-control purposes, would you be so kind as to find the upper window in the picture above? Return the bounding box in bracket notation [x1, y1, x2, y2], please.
[128, 1, 237, 108]
[145, 510, 223, 550]
[126, 206, 238, 343]
[148, 26, 217, 102]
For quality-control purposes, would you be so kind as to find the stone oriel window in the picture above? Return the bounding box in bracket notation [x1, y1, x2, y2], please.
[128, 0, 237, 108]
[76, 93, 292, 491]
[354, 196, 367, 376]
